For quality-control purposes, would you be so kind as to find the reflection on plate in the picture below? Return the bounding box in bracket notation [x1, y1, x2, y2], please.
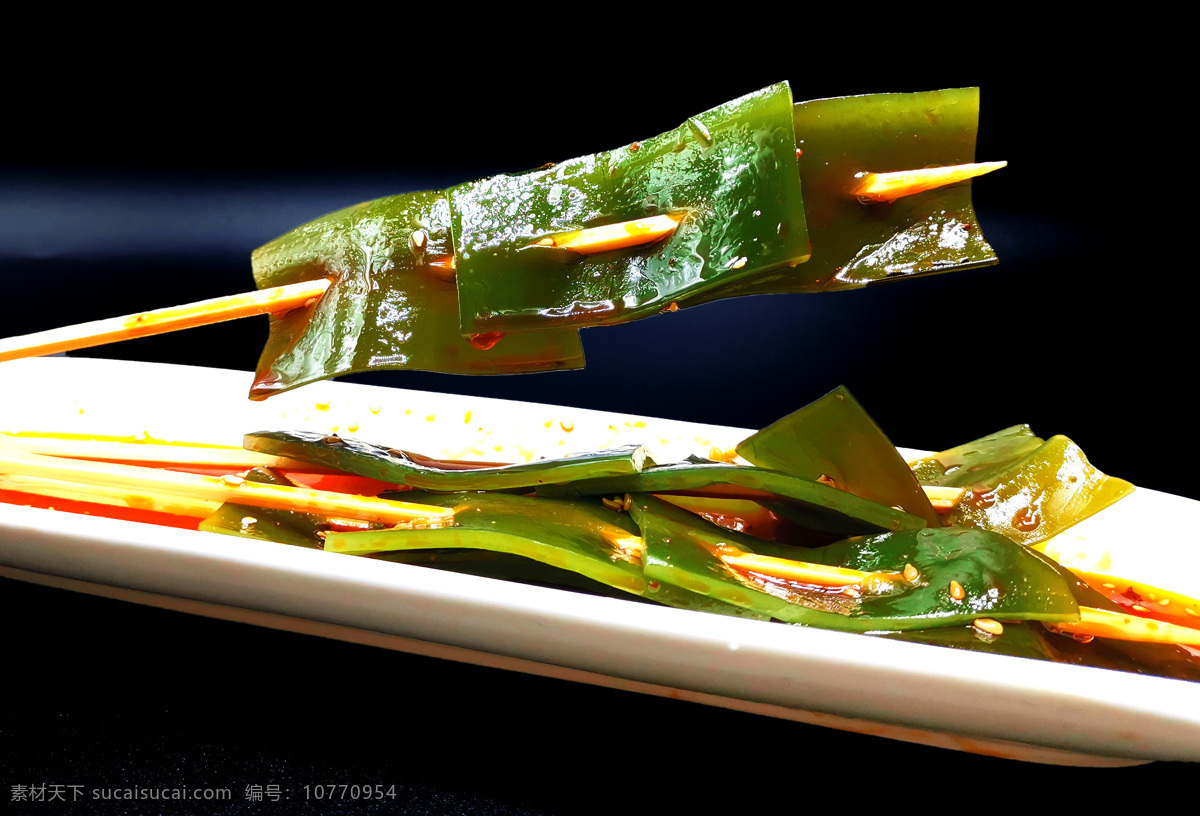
[2, 357, 1198, 765]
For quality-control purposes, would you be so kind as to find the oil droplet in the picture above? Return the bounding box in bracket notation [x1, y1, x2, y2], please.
[347, 422, 359, 433]
[469, 332, 504, 351]
[464, 411, 472, 424]
[1011, 507, 1040, 532]
[404, 409, 412, 416]
[369, 404, 382, 415]
[315, 402, 331, 412]
[425, 415, 436, 422]
[560, 420, 574, 432]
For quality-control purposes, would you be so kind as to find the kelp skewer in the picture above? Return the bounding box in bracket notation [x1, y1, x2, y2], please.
[0, 152, 1001, 368]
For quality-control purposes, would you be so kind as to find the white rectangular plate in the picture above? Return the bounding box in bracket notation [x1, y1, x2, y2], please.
[2, 357, 1198, 765]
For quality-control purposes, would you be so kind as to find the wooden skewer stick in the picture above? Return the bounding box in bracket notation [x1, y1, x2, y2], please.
[0, 473, 221, 518]
[530, 214, 684, 253]
[923, 485, 965, 512]
[718, 550, 870, 587]
[852, 161, 1007, 203]
[0, 212, 688, 363]
[0, 448, 453, 526]
[0, 435, 334, 472]
[1050, 606, 1200, 648]
[0, 278, 332, 364]
[0, 472, 379, 532]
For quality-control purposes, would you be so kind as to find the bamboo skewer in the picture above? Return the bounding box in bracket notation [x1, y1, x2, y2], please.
[923, 485, 965, 512]
[1049, 607, 1200, 647]
[851, 161, 1007, 203]
[0, 435, 334, 472]
[0, 214, 688, 365]
[0, 472, 383, 532]
[529, 214, 684, 252]
[0, 473, 221, 518]
[0, 448, 452, 526]
[0, 279, 332, 364]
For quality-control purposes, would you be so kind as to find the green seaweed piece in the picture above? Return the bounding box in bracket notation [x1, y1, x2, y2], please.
[690, 87, 996, 305]
[248, 189, 584, 399]
[449, 81, 809, 333]
[939, 435, 1134, 546]
[803, 527, 1079, 628]
[883, 560, 1200, 682]
[630, 495, 1078, 631]
[910, 424, 1045, 488]
[737, 386, 939, 526]
[537, 460, 924, 535]
[324, 491, 765, 620]
[243, 430, 652, 491]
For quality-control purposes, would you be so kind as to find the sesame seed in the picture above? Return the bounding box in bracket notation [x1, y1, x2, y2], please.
[973, 618, 1004, 636]
[220, 475, 245, 487]
[949, 580, 966, 601]
[623, 493, 633, 512]
[1186, 608, 1199, 618]
[410, 229, 427, 250]
[1160, 598, 1171, 606]
[1132, 604, 1148, 612]
[903, 563, 920, 583]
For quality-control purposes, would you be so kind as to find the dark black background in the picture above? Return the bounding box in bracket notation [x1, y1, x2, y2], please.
[1, 20, 1192, 813]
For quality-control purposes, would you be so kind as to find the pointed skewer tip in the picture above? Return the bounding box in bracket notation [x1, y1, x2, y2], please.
[853, 161, 1007, 203]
